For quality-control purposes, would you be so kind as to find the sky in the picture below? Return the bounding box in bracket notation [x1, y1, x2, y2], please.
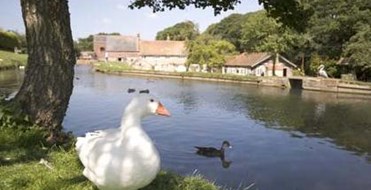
[0, 0, 262, 40]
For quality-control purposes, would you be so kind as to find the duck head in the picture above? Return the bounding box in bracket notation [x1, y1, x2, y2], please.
[221, 141, 232, 149]
[124, 92, 171, 119]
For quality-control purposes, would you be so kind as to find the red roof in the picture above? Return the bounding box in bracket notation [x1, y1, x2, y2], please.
[140, 40, 186, 56]
[224, 52, 271, 67]
[225, 52, 297, 68]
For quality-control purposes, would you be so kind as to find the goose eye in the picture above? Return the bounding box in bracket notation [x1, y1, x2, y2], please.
[150, 99, 154, 102]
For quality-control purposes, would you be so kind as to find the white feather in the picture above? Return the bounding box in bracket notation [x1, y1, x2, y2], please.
[75, 93, 169, 190]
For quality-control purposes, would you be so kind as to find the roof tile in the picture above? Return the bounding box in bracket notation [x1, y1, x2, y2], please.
[140, 40, 186, 56]
[225, 52, 270, 67]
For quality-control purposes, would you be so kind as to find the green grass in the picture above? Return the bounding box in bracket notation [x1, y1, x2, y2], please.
[0, 105, 218, 190]
[94, 62, 260, 83]
[94, 61, 133, 72]
[0, 50, 28, 70]
[339, 79, 371, 87]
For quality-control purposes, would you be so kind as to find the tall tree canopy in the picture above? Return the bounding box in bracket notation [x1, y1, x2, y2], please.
[304, 0, 371, 79]
[343, 24, 371, 80]
[0, 30, 22, 51]
[205, 13, 245, 51]
[75, 35, 94, 51]
[156, 21, 199, 41]
[186, 34, 236, 71]
[306, 0, 371, 59]
[205, 11, 302, 54]
[129, 0, 311, 32]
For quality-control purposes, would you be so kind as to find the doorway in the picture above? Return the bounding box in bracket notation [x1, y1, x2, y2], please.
[283, 68, 287, 77]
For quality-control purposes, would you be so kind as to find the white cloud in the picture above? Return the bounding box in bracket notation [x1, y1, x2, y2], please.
[117, 4, 126, 11]
[102, 18, 112, 24]
[146, 12, 158, 19]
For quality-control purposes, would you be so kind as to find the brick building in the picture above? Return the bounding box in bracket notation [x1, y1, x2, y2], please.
[93, 34, 187, 72]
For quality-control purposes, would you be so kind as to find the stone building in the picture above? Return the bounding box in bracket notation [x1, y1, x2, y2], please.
[93, 34, 187, 72]
[223, 52, 297, 77]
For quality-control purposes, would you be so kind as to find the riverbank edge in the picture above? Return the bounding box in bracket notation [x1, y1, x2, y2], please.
[94, 67, 295, 88]
[0, 50, 27, 70]
[0, 127, 219, 190]
[94, 67, 371, 95]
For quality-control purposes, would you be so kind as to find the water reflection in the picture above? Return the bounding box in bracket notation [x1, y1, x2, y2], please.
[1, 65, 371, 189]
[176, 82, 199, 114]
[232, 88, 371, 157]
[195, 141, 233, 169]
[0, 69, 23, 96]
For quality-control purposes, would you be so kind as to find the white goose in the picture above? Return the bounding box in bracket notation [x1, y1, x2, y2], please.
[318, 64, 329, 78]
[75, 90, 171, 190]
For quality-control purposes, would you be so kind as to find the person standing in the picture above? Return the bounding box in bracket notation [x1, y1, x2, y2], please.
[105, 51, 108, 63]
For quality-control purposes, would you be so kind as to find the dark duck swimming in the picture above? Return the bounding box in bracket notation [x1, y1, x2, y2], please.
[195, 141, 232, 168]
[195, 141, 232, 157]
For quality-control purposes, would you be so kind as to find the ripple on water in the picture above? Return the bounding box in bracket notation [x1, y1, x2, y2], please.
[33, 65, 371, 189]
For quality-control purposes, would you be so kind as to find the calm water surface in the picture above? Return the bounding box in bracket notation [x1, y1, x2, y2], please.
[2, 65, 371, 190]
[0, 69, 23, 96]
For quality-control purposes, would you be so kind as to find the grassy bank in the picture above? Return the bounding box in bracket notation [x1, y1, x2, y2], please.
[0, 50, 27, 70]
[0, 104, 218, 190]
[93, 62, 261, 83]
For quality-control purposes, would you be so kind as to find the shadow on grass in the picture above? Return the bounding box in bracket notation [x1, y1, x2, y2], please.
[0, 148, 47, 166]
[141, 171, 183, 190]
[0, 127, 48, 166]
[59, 175, 98, 190]
[142, 171, 217, 190]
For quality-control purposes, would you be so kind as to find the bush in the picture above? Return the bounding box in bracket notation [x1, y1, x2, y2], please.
[0, 31, 20, 51]
[0, 50, 28, 69]
[308, 54, 340, 78]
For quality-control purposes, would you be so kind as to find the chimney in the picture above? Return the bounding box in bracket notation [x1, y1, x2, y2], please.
[137, 33, 140, 52]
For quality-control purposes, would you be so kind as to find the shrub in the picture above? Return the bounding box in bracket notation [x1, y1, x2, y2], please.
[0, 31, 20, 51]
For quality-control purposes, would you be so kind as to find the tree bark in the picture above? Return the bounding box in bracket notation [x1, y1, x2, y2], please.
[273, 52, 278, 76]
[13, 0, 75, 132]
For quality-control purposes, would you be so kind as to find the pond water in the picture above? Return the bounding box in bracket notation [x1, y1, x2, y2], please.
[0, 69, 23, 96]
[2, 65, 371, 190]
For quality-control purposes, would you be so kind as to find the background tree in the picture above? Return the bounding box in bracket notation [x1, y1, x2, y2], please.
[239, 11, 277, 52]
[343, 24, 371, 81]
[259, 0, 312, 32]
[0, 30, 20, 51]
[303, 0, 371, 79]
[156, 21, 199, 41]
[130, 0, 311, 31]
[97, 32, 121, 36]
[186, 34, 236, 71]
[132, 0, 370, 79]
[308, 54, 339, 78]
[74, 35, 93, 58]
[239, 11, 298, 75]
[204, 13, 245, 52]
[76, 35, 94, 51]
[74, 32, 120, 55]
[306, 0, 370, 59]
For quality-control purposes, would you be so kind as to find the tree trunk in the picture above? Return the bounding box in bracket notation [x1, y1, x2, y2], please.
[301, 52, 305, 73]
[273, 52, 278, 76]
[13, 0, 75, 132]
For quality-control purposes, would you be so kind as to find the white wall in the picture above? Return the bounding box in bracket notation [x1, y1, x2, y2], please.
[223, 66, 252, 76]
[131, 56, 187, 72]
[254, 65, 267, 76]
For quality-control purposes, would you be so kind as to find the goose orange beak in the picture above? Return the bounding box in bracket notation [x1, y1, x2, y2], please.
[156, 102, 171, 117]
